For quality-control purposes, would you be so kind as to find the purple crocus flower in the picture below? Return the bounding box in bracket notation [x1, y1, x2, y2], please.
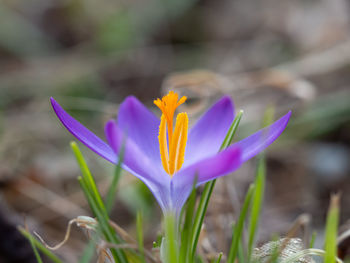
[50, 92, 291, 214]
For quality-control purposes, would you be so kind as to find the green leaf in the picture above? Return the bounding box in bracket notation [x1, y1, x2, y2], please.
[78, 177, 127, 263]
[136, 211, 146, 263]
[190, 110, 243, 260]
[79, 241, 95, 263]
[71, 142, 128, 263]
[180, 180, 197, 263]
[227, 184, 255, 263]
[247, 156, 266, 258]
[214, 252, 223, 263]
[71, 142, 106, 213]
[26, 226, 43, 263]
[309, 231, 317, 248]
[324, 194, 340, 263]
[27, 227, 43, 263]
[106, 142, 125, 213]
[262, 105, 275, 128]
[190, 179, 215, 262]
[220, 110, 244, 149]
[237, 241, 245, 263]
[246, 106, 274, 260]
[269, 235, 282, 263]
[18, 227, 63, 263]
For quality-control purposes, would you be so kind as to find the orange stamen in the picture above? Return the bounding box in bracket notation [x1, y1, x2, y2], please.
[159, 115, 170, 174]
[154, 91, 188, 176]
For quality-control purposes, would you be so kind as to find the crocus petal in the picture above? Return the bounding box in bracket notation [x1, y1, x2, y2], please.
[50, 98, 117, 164]
[105, 120, 168, 184]
[105, 120, 171, 211]
[171, 147, 241, 213]
[184, 96, 234, 167]
[232, 111, 292, 162]
[117, 96, 161, 167]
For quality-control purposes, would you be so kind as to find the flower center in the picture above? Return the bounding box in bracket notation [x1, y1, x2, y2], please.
[154, 91, 188, 176]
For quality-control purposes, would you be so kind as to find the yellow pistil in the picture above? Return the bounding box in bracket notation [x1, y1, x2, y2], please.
[154, 91, 188, 176]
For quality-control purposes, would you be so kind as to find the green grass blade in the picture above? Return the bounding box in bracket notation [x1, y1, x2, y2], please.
[194, 254, 205, 263]
[18, 227, 63, 263]
[269, 235, 282, 263]
[190, 110, 243, 259]
[214, 252, 223, 263]
[220, 110, 244, 149]
[190, 179, 215, 261]
[79, 240, 95, 263]
[180, 181, 197, 263]
[324, 194, 340, 263]
[247, 156, 266, 258]
[262, 106, 275, 128]
[227, 184, 255, 263]
[71, 142, 106, 214]
[72, 142, 128, 263]
[78, 177, 127, 263]
[309, 231, 317, 248]
[106, 143, 125, 213]
[78, 176, 99, 215]
[246, 106, 274, 259]
[136, 211, 146, 263]
[26, 226, 43, 263]
[237, 241, 245, 263]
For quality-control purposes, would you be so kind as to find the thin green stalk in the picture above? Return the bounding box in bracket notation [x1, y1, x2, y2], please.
[214, 252, 223, 263]
[26, 226, 43, 263]
[180, 181, 197, 263]
[18, 227, 63, 263]
[78, 177, 128, 262]
[165, 212, 179, 263]
[324, 194, 340, 263]
[136, 211, 146, 263]
[309, 231, 317, 248]
[237, 241, 245, 263]
[71, 142, 106, 213]
[247, 106, 273, 258]
[268, 236, 282, 263]
[190, 178, 215, 262]
[194, 254, 205, 263]
[227, 184, 255, 263]
[106, 143, 125, 213]
[78, 178, 123, 262]
[79, 241, 95, 263]
[221, 110, 244, 149]
[262, 106, 275, 128]
[247, 156, 266, 258]
[190, 110, 243, 259]
[78, 177, 100, 216]
[72, 142, 128, 263]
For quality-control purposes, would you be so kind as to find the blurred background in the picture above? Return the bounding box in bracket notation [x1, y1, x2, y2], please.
[0, 0, 350, 262]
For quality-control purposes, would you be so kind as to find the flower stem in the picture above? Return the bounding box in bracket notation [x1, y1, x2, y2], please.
[164, 212, 179, 263]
